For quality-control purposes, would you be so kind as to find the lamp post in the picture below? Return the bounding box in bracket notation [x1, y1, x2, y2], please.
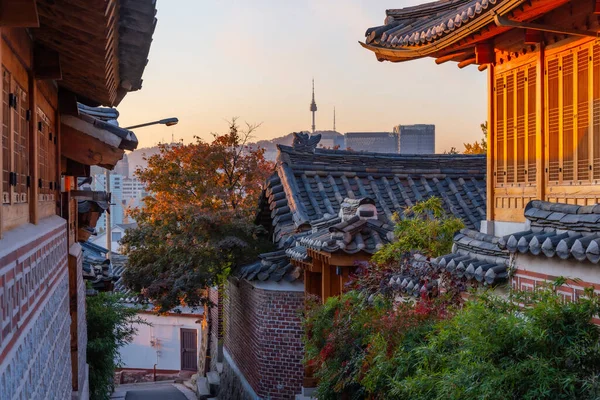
[105, 117, 179, 258]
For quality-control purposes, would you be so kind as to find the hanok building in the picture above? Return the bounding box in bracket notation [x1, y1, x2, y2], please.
[362, 0, 600, 299]
[0, 1, 157, 399]
[215, 133, 486, 400]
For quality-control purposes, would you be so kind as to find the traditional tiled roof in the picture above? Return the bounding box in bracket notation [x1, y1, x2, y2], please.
[248, 133, 487, 282]
[81, 241, 120, 291]
[257, 133, 486, 249]
[76, 103, 139, 151]
[359, 0, 568, 62]
[434, 228, 510, 285]
[365, 0, 501, 49]
[238, 250, 302, 283]
[499, 200, 600, 263]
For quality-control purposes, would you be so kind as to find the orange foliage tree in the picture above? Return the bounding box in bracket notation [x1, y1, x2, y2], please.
[463, 121, 487, 154]
[121, 119, 274, 312]
[463, 122, 488, 155]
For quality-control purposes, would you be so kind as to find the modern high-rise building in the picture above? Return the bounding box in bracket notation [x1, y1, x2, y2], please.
[394, 124, 435, 154]
[345, 132, 398, 153]
[114, 153, 130, 178]
[93, 172, 124, 231]
[122, 177, 148, 209]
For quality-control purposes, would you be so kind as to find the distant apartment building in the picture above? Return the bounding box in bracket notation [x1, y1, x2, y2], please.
[345, 132, 398, 153]
[394, 124, 435, 154]
[122, 177, 148, 209]
[93, 173, 125, 231]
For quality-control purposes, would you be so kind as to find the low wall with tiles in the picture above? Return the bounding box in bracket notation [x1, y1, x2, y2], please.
[224, 278, 304, 400]
[0, 216, 73, 400]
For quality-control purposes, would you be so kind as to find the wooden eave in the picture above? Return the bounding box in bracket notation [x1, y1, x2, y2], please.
[61, 116, 126, 170]
[32, 0, 120, 106]
[361, 0, 570, 63]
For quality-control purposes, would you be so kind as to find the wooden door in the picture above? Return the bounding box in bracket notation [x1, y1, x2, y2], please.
[180, 328, 198, 371]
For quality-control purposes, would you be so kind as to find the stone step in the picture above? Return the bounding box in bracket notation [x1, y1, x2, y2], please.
[206, 371, 220, 395]
[196, 377, 212, 399]
[215, 362, 224, 374]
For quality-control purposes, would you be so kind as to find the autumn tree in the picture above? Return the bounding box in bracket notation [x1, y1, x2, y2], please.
[121, 119, 274, 312]
[463, 122, 488, 154]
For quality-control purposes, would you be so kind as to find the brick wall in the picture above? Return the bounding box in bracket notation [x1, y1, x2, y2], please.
[69, 243, 88, 394]
[0, 217, 73, 399]
[224, 278, 304, 400]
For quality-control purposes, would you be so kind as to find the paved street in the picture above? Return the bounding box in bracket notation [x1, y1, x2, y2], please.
[114, 382, 196, 400]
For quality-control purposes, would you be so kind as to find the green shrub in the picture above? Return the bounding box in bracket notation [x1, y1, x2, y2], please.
[87, 292, 147, 400]
[305, 284, 600, 399]
[373, 197, 464, 264]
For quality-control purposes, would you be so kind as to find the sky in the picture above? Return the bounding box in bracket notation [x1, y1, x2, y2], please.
[117, 0, 488, 153]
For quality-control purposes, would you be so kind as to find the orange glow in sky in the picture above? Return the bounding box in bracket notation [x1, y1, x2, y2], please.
[117, 0, 487, 153]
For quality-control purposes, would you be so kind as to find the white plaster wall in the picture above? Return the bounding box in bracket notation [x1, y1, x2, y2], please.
[515, 254, 600, 286]
[119, 314, 202, 371]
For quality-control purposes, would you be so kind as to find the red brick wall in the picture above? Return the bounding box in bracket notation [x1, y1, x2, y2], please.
[224, 278, 304, 400]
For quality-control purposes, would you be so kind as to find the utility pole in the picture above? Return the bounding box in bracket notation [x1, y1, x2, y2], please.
[105, 168, 111, 260]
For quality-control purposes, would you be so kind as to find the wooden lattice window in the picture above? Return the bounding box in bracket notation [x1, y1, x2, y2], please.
[547, 58, 560, 182]
[37, 108, 56, 201]
[495, 76, 505, 186]
[13, 83, 28, 203]
[576, 48, 589, 181]
[516, 70, 526, 183]
[1, 67, 30, 205]
[495, 63, 537, 187]
[506, 74, 515, 184]
[547, 43, 600, 184]
[2, 68, 9, 204]
[527, 66, 537, 183]
[594, 44, 600, 180]
[562, 53, 575, 182]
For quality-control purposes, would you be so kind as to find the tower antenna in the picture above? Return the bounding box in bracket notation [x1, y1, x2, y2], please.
[333, 107, 336, 132]
[310, 78, 317, 133]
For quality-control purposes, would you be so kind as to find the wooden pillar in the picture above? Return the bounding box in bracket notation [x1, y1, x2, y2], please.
[321, 260, 331, 303]
[486, 63, 495, 222]
[536, 43, 546, 201]
[29, 71, 38, 224]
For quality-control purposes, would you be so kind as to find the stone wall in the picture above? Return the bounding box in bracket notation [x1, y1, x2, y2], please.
[0, 217, 74, 400]
[208, 286, 223, 371]
[69, 243, 88, 395]
[224, 278, 304, 400]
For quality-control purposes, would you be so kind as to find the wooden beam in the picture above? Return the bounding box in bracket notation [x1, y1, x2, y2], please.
[435, 51, 470, 65]
[475, 43, 494, 64]
[321, 260, 331, 303]
[458, 57, 477, 69]
[486, 63, 495, 223]
[524, 29, 543, 44]
[34, 45, 62, 80]
[536, 42, 545, 202]
[0, 0, 39, 27]
[494, 15, 598, 37]
[478, 64, 488, 71]
[595, 0, 600, 14]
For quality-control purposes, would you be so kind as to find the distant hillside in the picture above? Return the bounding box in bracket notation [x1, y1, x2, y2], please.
[126, 131, 344, 172]
[127, 146, 161, 176]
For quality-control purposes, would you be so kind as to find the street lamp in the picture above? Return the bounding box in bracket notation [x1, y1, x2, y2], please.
[123, 117, 179, 130]
[105, 116, 180, 258]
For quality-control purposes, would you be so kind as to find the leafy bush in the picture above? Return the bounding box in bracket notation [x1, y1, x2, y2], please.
[87, 292, 147, 400]
[372, 197, 464, 264]
[305, 283, 600, 399]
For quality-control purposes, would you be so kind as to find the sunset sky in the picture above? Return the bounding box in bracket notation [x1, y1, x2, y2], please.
[117, 0, 488, 153]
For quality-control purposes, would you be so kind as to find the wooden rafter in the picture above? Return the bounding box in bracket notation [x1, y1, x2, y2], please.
[494, 15, 599, 38]
[0, 0, 39, 27]
[435, 51, 470, 65]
